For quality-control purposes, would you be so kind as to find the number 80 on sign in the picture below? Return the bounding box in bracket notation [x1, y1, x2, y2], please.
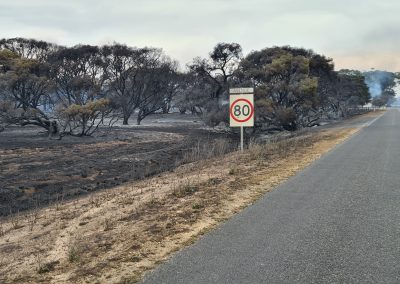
[229, 94, 254, 127]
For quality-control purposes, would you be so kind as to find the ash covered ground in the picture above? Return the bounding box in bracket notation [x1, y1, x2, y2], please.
[0, 111, 377, 216]
[0, 114, 236, 216]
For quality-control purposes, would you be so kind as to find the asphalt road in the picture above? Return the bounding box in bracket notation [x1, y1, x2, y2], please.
[142, 110, 400, 284]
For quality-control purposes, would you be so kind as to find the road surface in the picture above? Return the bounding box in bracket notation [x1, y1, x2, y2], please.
[142, 110, 400, 284]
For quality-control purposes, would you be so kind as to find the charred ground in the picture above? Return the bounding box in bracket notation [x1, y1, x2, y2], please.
[0, 114, 236, 216]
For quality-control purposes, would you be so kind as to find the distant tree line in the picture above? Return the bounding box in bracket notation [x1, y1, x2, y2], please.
[181, 44, 371, 131]
[0, 38, 376, 136]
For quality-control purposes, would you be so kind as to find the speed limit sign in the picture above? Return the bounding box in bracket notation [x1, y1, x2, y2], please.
[229, 88, 254, 151]
[229, 93, 254, 127]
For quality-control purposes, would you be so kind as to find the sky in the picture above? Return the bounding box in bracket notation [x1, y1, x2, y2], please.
[1, 0, 400, 72]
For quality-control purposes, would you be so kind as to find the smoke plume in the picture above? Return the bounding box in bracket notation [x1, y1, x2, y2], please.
[363, 70, 395, 97]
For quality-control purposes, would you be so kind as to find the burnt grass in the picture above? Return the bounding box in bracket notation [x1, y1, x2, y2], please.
[0, 115, 237, 216]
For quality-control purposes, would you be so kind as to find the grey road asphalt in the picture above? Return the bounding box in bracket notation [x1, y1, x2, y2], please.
[142, 110, 400, 284]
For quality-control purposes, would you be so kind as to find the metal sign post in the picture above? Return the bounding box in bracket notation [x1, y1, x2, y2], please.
[229, 88, 254, 152]
[240, 126, 244, 151]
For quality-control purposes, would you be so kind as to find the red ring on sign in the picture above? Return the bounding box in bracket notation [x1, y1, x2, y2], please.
[230, 98, 254, 123]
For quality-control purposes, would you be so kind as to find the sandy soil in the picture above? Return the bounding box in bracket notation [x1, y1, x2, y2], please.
[0, 111, 384, 283]
[0, 123, 368, 283]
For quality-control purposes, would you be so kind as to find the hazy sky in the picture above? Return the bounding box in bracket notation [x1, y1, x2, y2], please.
[1, 0, 400, 71]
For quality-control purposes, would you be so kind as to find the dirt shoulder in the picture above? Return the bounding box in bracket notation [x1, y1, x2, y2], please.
[0, 111, 383, 283]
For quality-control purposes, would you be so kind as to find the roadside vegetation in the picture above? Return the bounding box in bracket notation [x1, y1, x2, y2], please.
[0, 37, 393, 283]
[0, 114, 374, 283]
[1, 37, 394, 137]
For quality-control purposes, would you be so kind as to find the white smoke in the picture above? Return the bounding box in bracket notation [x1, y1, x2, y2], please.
[364, 70, 394, 97]
[366, 80, 382, 97]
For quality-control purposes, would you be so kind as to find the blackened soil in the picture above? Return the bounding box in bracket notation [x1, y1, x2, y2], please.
[0, 119, 235, 216]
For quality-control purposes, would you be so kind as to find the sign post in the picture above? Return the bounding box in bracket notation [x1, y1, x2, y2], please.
[229, 88, 254, 151]
[240, 125, 244, 151]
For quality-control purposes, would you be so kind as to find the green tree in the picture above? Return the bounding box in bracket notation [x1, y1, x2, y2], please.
[239, 47, 319, 131]
[0, 37, 59, 62]
[49, 45, 114, 136]
[336, 70, 371, 115]
[0, 50, 57, 135]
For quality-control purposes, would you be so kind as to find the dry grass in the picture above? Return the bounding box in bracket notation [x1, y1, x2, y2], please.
[0, 126, 362, 283]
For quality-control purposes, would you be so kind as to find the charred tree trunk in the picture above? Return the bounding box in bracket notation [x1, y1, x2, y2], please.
[48, 120, 58, 136]
[122, 115, 130, 125]
[162, 103, 170, 114]
[136, 111, 144, 125]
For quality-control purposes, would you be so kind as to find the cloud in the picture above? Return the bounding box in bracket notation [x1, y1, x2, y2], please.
[331, 52, 400, 72]
[1, 0, 400, 71]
